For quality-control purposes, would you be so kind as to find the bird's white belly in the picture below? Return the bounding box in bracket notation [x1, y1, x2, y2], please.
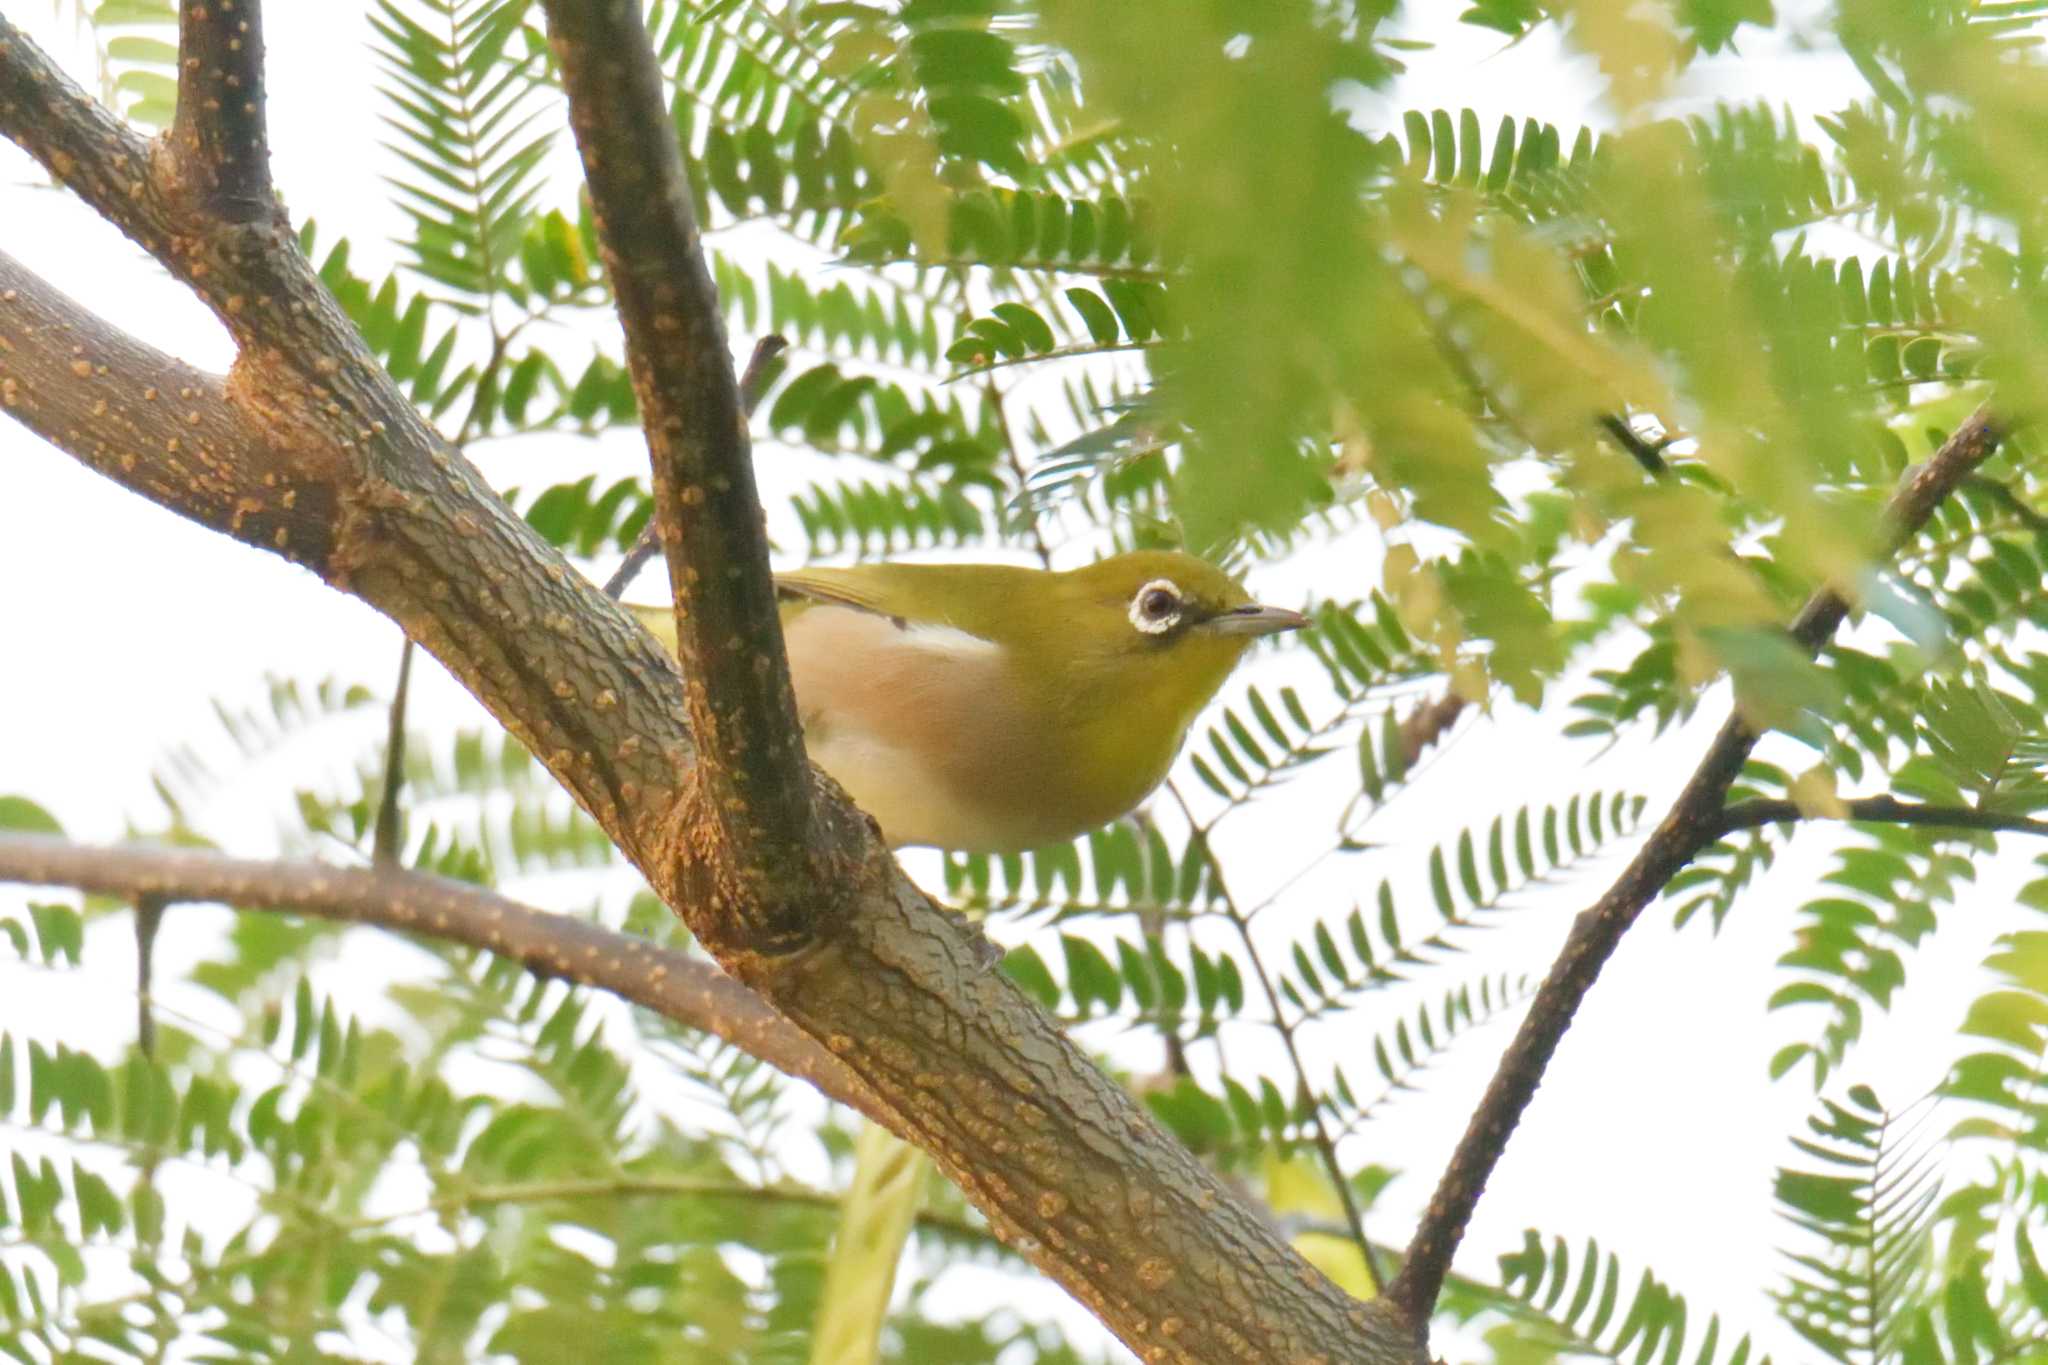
[807, 727, 1016, 852]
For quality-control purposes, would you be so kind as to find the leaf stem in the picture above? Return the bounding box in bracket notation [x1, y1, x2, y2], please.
[1165, 780, 1387, 1293]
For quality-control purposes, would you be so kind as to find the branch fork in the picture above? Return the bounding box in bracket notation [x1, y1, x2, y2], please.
[0, 6, 1424, 1359]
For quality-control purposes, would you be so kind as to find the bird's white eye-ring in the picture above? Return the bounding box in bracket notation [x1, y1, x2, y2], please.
[1129, 579, 1184, 635]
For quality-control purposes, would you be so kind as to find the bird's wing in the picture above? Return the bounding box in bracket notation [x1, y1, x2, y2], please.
[624, 600, 679, 652]
[622, 568, 921, 626]
[774, 564, 1028, 643]
[772, 568, 912, 624]
[620, 584, 883, 648]
[626, 564, 1020, 647]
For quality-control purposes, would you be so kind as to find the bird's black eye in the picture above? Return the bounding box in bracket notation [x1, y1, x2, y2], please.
[1129, 579, 1184, 635]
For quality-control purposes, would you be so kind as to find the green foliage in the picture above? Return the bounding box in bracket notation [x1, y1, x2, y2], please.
[1459, 1229, 1771, 1365]
[1773, 1086, 1943, 1363]
[368, 0, 553, 304]
[29, 0, 2048, 1358]
[0, 796, 64, 838]
[945, 817, 1223, 923]
[0, 931, 861, 1360]
[1278, 794, 1646, 1022]
[1770, 824, 1980, 1086]
[1319, 974, 1535, 1143]
[86, 0, 178, 127]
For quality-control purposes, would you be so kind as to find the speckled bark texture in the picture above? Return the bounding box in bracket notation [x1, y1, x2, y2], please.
[0, 836, 877, 1114]
[0, 8, 1427, 1361]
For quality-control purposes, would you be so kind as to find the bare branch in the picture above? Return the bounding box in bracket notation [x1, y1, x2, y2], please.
[1598, 412, 1669, 476]
[540, 0, 829, 949]
[0, 835, 877, 1118]
[1388, 403, 2005, 1324]
[0, 249, 329, 563]
[172, 0, 273, 221]
[134, 894, 166, 1059]
[371, 640, 415, 866]
[1714, 795, 2048, 840]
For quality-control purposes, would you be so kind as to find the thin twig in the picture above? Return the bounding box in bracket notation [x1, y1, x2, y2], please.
[371, 640, 415, 867]
[944, 338, 1160, 382]
[1597, 412, 1671, 477]
[1165, 781, 1387, 1294]
[133, 894, 165, 1060]
[1388, 402, 2004, 1325]
[604, 334, 787, 601]
[1713, 795, 2048, 840]
[985, 373, 1056, 566]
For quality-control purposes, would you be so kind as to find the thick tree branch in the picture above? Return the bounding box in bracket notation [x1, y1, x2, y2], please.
[0, 252, 688, 854]
[0, 21, 693, 859]
[540, 0, 833, 953]
[0, 10, 279, 337]
[0, 249, 328, 562]
[1389, 403, 2005, 1325]
[0, 19, 164, 249]
[0, 18, 1423, 1361]
[602, 333, 787, 602]
[0, 835, 876, 1117]
[171, 0, 272, 222]
[1713, 795, 2048, 839]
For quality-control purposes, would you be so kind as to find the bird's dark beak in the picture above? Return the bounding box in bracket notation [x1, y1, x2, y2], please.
[1202, 603, 1311, 637]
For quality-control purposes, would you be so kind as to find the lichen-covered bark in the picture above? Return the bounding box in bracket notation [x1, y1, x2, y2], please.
[0, 12, 1427, 1361]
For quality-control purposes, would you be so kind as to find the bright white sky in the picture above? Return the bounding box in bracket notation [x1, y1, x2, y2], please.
[0, 5, 2028, 1362]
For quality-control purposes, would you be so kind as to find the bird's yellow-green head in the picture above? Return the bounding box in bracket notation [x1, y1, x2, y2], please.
[631, 549, 1307, 851]
[1001, 548, 1306, 708]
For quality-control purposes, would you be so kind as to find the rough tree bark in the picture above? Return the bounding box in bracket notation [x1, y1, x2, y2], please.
[0, 5, 1422, 1361]
[0, 836, 877, 1113]
[1, 2, 2018, 1359]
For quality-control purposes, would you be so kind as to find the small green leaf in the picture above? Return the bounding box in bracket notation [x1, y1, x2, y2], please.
[0, 796, 62, 836]
[1000, 943, 1058, 1009]
[1065, 287, 1121, 345]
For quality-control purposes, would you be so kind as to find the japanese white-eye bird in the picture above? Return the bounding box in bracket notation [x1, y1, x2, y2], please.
[628, 548, 1307, 852]
[631, 549, 1303, 1363]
